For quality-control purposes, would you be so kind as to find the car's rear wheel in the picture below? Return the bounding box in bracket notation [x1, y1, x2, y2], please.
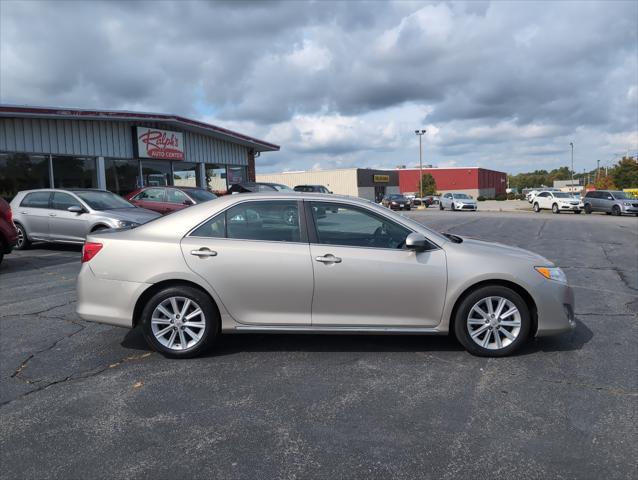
[141, 285, 219, 358]
[533, 202, 540, 213]
[584, 204, 592, 214]
[14, 223, 30, 250]
[612, 205, 621, 216]
[439, 204, 444, 210]
[552, 203, 560, 214]
[454, 286, 531, 357]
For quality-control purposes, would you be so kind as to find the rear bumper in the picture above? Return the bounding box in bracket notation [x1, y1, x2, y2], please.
[76, 264, 150, 328]
[0, 223, 18, 251]
[534, 281, 576, 337]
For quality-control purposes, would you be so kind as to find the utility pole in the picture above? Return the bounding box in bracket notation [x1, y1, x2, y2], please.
[415, 129, 426, 196]
[569, 142, 574, 193]
[596, 159, 600, 182]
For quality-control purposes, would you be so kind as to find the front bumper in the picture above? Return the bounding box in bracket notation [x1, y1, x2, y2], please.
[76, 264, 150, 328]
[534, 280, 577, 337]
[559, 204, 581, 211]
[390, 205, 411, 210]
[621, 204, 638, 213]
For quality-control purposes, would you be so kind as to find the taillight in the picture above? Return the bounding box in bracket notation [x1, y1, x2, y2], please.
[81, 242, 103, 263]
[5, 207, 12, 224]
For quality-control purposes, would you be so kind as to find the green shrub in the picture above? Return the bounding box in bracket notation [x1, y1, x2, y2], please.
[495, 193, 507, 201]
[477, 196, 486, 201]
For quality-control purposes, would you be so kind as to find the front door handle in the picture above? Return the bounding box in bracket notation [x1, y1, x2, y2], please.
[49, 213, 57, 217]
[315, 254, 342, 264]
[190, 248, 217, 258]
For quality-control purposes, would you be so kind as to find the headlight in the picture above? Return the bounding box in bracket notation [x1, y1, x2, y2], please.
[535, 266, 567, 284]
[115, 220, 139, 228]
[391, 201, 397, 205]
[623, 202, 632, 206]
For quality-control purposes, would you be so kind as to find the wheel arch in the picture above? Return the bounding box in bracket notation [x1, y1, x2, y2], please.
[90, 223, 110, 232]
[448, 279, 538, 338]
[132, 279, 222, 329]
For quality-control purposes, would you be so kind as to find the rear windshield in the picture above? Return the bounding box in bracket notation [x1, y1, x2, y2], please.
[185, 189, 217, 202]
[75, 191, 135, 210]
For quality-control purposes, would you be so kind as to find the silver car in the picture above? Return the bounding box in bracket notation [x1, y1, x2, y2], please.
[439, 192, 478, 211]
[10, 189, 160, 249]
[582, 190, 638, 216]
[77, 192, 575, 358]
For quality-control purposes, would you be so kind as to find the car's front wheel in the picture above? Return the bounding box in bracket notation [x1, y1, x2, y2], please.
[612, 205, 621, 216]
[552, 203, 560, 214]
[584, 204, 592, 214]
[454, 286, 531, 357]
[533, 202, 540, 213]
[141, 285, 219, 358]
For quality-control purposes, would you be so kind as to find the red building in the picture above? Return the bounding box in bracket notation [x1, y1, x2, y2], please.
[398, 167, 507, 199]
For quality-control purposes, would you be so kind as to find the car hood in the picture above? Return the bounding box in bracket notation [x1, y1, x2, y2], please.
[96, 208, 161, 223]
[453, 237, 552, 264]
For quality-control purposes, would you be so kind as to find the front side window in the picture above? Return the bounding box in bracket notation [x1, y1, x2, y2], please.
[310, 202, 411, 249]
[20, 191, 51, 208]
[52, 192, 82, 210]
[134, 188, 165, 202]
[191, 201, 301, 242]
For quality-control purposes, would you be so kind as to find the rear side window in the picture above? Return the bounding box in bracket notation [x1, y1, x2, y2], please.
[52, 192, 82, 210]
[133, 188, 165, 201]
[20, 191, 51, 208]
[190, 201, 301, 242]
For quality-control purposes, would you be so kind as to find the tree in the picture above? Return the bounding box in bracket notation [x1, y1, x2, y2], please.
[611, 157, 638, 189]
[595, 174, 616, 190]
[419, 173, 437, 196]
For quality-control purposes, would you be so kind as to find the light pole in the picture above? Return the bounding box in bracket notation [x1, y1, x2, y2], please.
[569, 142, 574, 193]
[415, 129, 426, 196]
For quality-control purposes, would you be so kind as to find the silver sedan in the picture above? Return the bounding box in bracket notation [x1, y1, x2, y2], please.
[77, 192, 575, 358]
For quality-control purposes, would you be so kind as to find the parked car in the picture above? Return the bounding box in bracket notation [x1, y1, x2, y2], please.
[259, 182, 294, 192]
[0, 198, 18, 265]
[77, 192, 575, 358]
[381, 194, 411, 211]
[228, 182, 277, 194]
[527, 188, 560, 203]
[532, 191, 581, 214]
[440, 193, 477, 211]
[411, 197, 422, 207]
[10, 189, 160, 249]
[582, 190, 638, 216]
[127, 186, 217, 215]
[294, 185, 332, 194]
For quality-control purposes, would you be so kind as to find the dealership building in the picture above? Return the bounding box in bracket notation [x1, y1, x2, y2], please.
[258, 166, 506, 201]
[0, 105, 279, 201]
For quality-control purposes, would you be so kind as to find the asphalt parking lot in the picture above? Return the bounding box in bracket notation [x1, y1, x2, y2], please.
[1, 209, 636, 479]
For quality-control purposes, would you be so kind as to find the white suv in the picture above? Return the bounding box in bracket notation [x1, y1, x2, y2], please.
[532, 191, 582, 214]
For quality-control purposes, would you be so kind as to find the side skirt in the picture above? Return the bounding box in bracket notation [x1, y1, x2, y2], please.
[230, 325, 445, 335]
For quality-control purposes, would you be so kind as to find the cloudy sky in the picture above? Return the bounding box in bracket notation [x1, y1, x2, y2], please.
[1, 0, 636, 174]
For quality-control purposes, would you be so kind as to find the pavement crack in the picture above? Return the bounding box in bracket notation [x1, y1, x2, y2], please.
[536, 219, 548, 239]
[600, 244, 638, 292]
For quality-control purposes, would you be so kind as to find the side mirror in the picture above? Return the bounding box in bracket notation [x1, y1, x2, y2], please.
[607, 196, 613, 200]
[67, 205, 84, 214]
[405, 232, 429, 251]
[183, 199, 194, 206]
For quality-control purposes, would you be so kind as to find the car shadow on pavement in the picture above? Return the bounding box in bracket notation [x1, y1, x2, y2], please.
[120, 319, 593, 358]
[2, 244, 82, 273]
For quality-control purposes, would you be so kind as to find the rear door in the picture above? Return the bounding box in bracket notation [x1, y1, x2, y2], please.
[180, 199, 313, 325]
[17, 191, 53, 240]
[307, 201, 447, 327]
[49, 192, 90, 242]
[130, 188, 168, 214]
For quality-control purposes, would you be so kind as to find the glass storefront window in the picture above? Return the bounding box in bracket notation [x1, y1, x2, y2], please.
[52, 156, 97, 189]
[205, 164, 227, 194]
[0, 153, 50, 201]
[227, 166, 247, 186]
[141, 160, 171, 187]
[173, 162, 199, 188]
[105, 158, 140, 196]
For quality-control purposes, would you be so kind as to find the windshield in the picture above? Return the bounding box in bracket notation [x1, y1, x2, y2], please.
[553, 192, 572, 198]
[185, 189, 217, 202]
[75, 191, 135, 210]
[453, 193, 470, 199]
[611, 191, 628, 199]
[390, 195, 406, 200]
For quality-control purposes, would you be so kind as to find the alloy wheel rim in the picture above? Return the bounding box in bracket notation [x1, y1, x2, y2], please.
[151, 296, 206, 351]
[467, 296, 521, 350]
[16, 227, 24, 248]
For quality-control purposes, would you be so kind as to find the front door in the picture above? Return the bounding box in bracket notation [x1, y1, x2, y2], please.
[130, 188, 168, 214]
[180, 199, 313, 325]
[307, 201, 447, 327]
[49, 192, 90, 242]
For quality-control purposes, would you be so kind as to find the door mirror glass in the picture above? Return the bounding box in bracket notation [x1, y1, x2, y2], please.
[183, 199, 194, 206]
[67, 205, 84, 214]
[405, 232, 428, 251]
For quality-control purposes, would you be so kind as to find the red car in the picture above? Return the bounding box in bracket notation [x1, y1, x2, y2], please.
[126, 186, 217, 215]
[0, 198, 18, 265]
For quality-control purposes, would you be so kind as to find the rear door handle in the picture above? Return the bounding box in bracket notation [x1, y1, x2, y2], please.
[315, 254, 342, 264]
[190, 248, 217, 258]
[49, 213, 57, 217]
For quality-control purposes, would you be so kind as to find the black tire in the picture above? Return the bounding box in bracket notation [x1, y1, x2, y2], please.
[552, 203, 560, 214]
[612, 205, 621, 216]
[453, 285, 531, 357]
[533, 202, 540, 213]
[141, 285, 219, 358]
[605, 212, 612, 215]
[584, 204, 592, 214]
[14, 223, 31, 250]
[439, 204, 444, 210]
[574, 210, 581, 214]
[451, 203, 456, 211]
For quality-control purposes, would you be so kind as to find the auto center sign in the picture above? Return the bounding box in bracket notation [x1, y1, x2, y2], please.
[135, 127, 184, 160]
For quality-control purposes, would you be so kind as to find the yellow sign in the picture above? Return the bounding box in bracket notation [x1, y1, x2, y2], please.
[374, 175, 390, 183]
[623, 188, 638, 198]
